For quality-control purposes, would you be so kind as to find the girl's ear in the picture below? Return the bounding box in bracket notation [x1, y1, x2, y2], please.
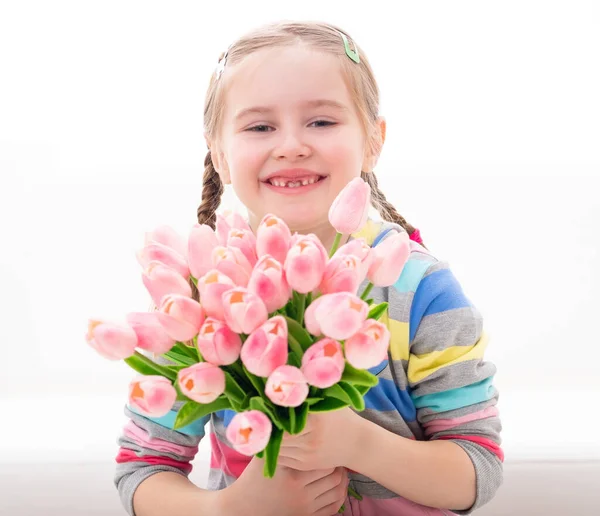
[362, 117, 386, 173]
[205, 135, 231, 184]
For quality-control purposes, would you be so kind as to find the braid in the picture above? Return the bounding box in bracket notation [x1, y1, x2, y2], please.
[362, 171, 428, 250]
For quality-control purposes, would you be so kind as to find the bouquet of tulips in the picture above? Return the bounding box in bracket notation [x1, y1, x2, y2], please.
[86, 178, 410, 483]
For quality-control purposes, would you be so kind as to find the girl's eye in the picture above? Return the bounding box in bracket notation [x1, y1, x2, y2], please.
[310, 120, 336, 128]
[246, 120, 336, 132]
[247, 124, 272, 132]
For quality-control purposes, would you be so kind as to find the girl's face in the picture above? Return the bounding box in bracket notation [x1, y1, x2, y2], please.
[210, 44, 384, 235]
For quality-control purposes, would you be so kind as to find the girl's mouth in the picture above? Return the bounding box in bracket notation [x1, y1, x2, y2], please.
[262, 174, 327, 193]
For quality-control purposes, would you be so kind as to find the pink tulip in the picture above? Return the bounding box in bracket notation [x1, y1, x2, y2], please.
[240, 316, 288, 377]
[301, 338, 345, 388]
[334, 238, 373, 278]
[284, 234, 327, 294]
[344, 319, 391, 369]
[328, 177, 371, 235]
[125, 312, 175, 355]
[212, 246, 253, 287]
[320, 254, 363, 294]
[222, 288, 269, 335]
[144, 225, 188, 261]
[216, 211, 251, 245]
[368, 231, 411, 287]
[197, 270, 236, 321]
[247, 255, 291, 313]
[178, 362, 225, 404]
[265, 365, 309, 407]
[128, 375, 177, 417]
[227, 229, 258, 267]
[188, 224, 219, 280]
[226, 410, 272, 456]
[304, 292, 368, 341]
[85, 318, 138, 360]
[142, 262, 192, 307]
[156, 294, 205, 342]
[197, 317, 242, 365]
[256, 214, 292, 264]
[136, 242, 189, 280]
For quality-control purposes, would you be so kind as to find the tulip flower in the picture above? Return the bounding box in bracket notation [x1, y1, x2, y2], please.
[85, 318, 138, 360]
[284, 235, 327, 294]
[344, 319, 391, 369]
[320, 254, 363, 294]
[212, 246, 253, 287]
[334, 238, 373, 278]
[304, 292, 368, 341]
[256, 214, 292, 265]
[144, 225, 188, 261]
[265, 365, 309, 407]
[216, 211, 251, 245]
[178, 362, 225, 404]
[136, 242, 189, 280]
[196, 317, 242, 365]
[197, 270, 236, 321]
[125, 311, 175, 355]
[328, 177, 371, 235]
[301, 338, 345, 388]
[222, 288, 269, 335]
[368, 231, 410, 287]
[188, 224, 219, 280]
[156, 294, 205, 342]
[247, 255, 291, 313]
[226, 410, 272, 456]
[128, 375, 177, 417]
[227, 229, 258, 267]
[142, 261, 192, 308]
[241, 316, 288, 377]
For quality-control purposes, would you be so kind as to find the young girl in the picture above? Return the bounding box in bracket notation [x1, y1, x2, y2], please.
[115, 21, 503, 516]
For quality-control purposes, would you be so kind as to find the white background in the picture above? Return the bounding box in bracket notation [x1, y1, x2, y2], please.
[0, 0, 599, 508]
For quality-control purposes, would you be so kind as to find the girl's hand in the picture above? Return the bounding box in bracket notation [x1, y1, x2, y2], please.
[220, 455, 349, 516]
[278, 407, 365, 471]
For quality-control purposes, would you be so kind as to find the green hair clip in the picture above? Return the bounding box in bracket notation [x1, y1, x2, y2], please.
[340, 32, 360, 64]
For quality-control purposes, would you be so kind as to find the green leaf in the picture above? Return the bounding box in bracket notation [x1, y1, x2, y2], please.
[341, 362, 379, 387]
[287, 334, 304, 361]
[367, 301, 389, 321]
[354, 384, 371, 396]
[289, 406, 296, 434]
[174, 380, 189, 401]
[224, 371, 245, 404]
[323, 384, 352, 405]
[364, 298, 374, 305]
[309, 397, 349, 413]
[264, 427, 284, 478]
[162, 350, 197, 366]
[339, 382, 365, 411]
[173, 397, 231, 430]
[172, 341, 199, 360]
[256, 450, 265, 459]
[124, 352, 176, 382]
[292, 403, 309, 435]
[305, 396, 324, 406]
[249, 397, 284, 430]
[243, 365, 265, 397]
[283, 316, 314, 352]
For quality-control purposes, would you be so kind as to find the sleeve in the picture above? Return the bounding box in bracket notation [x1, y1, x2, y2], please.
[407, 261, 503, 514]
[114, 355, 210, 515]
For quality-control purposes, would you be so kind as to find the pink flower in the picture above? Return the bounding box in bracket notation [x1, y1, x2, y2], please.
[226, 410, 272, 456]
[197, 270, 236, 321]
[156, 294, 205, 342]
[222, 288, 269, 335]
[284, 234, 327, 294]
[301, 338, 345, 388]
[304, 292, 368, 341]
[247, 255, 291, 313]
[212, 246, 253, 287]
[241, 316, 288, 377]
[178, 362, 225, 404]
[144, 225, 188, 261]
[125, 312, 175, 355]
[334, 238, 373, 278]
[265, 365, 309, 407]
[216, 211, 251, 245]
[136, 242, 189, 280]
[227, 229, 258, 268]
[256, 214, 292, 265]
[188, 224, 219, 280]
[128, 375, 177, 417]
[197, 317, 242, 365]
[344, 319, 391, 369]
[368, 232, 411, 287]
[142, 262, 192, 307]
[328, 177, 371, 234]
[85, 318, 138, 360]
[320, 254, 363, 294]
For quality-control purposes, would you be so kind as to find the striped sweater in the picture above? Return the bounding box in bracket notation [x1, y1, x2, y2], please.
[114, 219, 503, 515]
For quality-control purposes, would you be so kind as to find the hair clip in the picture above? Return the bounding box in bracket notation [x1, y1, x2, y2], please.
[215, 44, 233, 79]
[339, 32, 360, 64]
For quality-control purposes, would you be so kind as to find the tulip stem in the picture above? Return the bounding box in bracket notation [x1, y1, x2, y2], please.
[296, 293, 306, 324]
[329, 232, 343, 258]
[360, 282, 374, 301]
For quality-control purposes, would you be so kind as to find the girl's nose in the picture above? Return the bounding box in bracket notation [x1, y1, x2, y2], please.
[272, 131, 311, 160]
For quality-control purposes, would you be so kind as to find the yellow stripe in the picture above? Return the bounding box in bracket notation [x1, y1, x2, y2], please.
[407, 331, 489, 384]
[383, 311, 410, 361]
[351, 219, 382, 246]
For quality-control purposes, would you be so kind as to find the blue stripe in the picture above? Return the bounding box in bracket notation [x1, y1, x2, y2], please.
[372, 227, 394, 247]
[394, 259, 432, 294]
[218, 409, 236, 427]
[368, 358, 388, 376]
[128, 406, 209, 436]
[411, 377, 495, 412]
[409, 268, 472, 341]
[364, 377, 417, 422]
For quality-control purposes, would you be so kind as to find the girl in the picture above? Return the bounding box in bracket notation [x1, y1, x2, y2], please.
[115, 21, 503, 516]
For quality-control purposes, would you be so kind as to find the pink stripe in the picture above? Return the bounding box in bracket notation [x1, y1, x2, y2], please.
[209, 433, 251, 479]
[123, 421, 198, 458]
[424, 407, 499, 437]
[341, 494, 454, 515]
[115, 448, 193, 474]
[436, 435, 504, 462]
